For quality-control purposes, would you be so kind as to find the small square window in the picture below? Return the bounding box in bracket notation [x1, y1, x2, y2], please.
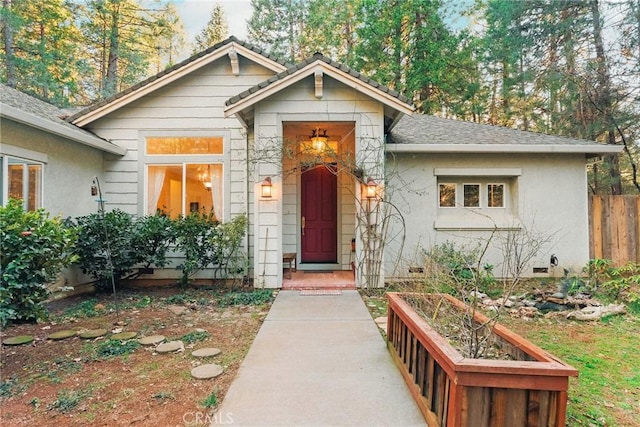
[439, 183, 456, 207]
[463, 184, 480, 207]
[487, 184, 504, 207]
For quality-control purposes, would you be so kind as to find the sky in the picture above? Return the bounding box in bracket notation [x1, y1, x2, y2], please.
[174, 0, 253, 41]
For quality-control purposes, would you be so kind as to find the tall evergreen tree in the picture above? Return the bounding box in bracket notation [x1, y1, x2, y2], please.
[192, 3, 228, 54]
[247, 0, 307, 62]
[1, 0, 84, 105]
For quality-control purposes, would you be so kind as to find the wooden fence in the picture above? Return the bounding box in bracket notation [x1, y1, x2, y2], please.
[589, 195, 640, 265]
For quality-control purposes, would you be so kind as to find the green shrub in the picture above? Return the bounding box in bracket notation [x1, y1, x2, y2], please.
[73, 209, 138, 291]
[131, 213, 176, 270]
[0, 199, 77, 326]
[174, 210, 220, 285]
[423, 241, 495, 296]
[73, 211, 175, 292]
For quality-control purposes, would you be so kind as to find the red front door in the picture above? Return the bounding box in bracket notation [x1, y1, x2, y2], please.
[301, 166, 337, 263]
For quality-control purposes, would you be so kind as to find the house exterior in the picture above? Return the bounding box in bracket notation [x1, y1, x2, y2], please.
[0, 84, 125, 218]
[4, 37, 621, 288]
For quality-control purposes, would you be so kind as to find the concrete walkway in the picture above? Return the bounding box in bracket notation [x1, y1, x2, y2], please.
[213, 290, 425, 426]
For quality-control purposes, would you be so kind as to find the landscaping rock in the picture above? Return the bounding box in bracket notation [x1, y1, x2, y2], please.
[168, 305, 188, 316]
[79, 329, 108, 339]
[48, 330, 77, 341]
[138, 335, 165, 346]
[535, 301, 567, 312]
[111, 331, 138, 341]
[374, 316, 388, 334]
[190, 363, 223, 379]
[567, 304, 626, 321]
[192, 347, 221, 358]
[3, 335, 34, 346]
[156, 340, 184, 353]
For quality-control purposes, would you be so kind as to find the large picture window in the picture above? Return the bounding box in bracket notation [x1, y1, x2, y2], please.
[1, 156, 42, 211]
[145, 137, 224, 220]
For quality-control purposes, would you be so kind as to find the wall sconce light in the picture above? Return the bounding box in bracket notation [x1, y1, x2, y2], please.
[310, 127, 328, 152]
[365, 177, 378, 199]
[260, 176, 273, 198]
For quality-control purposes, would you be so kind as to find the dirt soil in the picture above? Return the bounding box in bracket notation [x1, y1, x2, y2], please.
[0, 287, 272, 427]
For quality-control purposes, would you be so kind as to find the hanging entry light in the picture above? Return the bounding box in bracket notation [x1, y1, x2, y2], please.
[310, 127, 329, 152]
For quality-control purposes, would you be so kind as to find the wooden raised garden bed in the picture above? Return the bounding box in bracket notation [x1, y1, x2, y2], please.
[386, 292, 578, 427]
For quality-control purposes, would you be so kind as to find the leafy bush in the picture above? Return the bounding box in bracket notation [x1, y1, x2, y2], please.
[131, 213, 176, 270]
[585, 259, 640, 313]
[73, 211, 175, 291]
[423, 241, 495, 296]
[174, 210, 219, 285]
[0, 199, 77, 326]
[73, 209, 137, 291]
[210, 213, 248, 281]
[174, 212, 248, 286]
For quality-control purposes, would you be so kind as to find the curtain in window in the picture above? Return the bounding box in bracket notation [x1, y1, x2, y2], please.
[210, 165, 223, 221]
[148, 166, 166, 214]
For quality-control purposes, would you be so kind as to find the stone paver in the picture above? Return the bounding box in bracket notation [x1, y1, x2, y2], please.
[192, 348, 221, 358]
[156, 340, 184, 353]
[138, 335, 165, 346]
[191, 363, 223, 379]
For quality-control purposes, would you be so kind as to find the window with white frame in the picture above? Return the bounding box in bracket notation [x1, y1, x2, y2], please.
[1, 155, 43, 211]
[145, 136, 224, 220]
[438, 179, 509, 210]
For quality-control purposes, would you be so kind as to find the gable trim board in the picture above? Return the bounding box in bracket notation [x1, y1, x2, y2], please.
[1, 103, 125, 156]
[69, 39, 288, 127]
[224, 57, 415, 126]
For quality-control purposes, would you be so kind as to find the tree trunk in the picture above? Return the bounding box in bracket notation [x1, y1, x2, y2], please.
[104, 4, 120, 97]
[2, 0, 16, 88]
[590, 0, 622, 194]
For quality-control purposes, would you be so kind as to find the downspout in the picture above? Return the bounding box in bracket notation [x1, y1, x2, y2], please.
[245, 129, 251, 283]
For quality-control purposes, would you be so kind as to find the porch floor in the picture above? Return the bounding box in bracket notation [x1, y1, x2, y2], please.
[213, 290, 425, 426]
[282, 270, 356, 290]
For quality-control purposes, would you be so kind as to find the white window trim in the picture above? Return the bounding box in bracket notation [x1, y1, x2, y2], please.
[435, 177, 516, 230]
[487, 182, 506, 209]
[438, 182, 457, 208]
[463, 183, 481, 208]
[1, 153, 44, 210]
[138, 131, 231, 219]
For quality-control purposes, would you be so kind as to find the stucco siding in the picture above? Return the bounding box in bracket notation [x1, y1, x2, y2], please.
[1, 120, 106, 218]
[385, 152, 590, 278]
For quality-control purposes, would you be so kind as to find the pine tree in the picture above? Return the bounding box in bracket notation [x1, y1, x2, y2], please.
[192, 3, 229, 54]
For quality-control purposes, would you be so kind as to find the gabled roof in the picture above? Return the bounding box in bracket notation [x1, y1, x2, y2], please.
[69, 36, 289, 127]
[224, 53, 415, 128]
[0, 84, 126, 155]
[386, 115, 622, 155]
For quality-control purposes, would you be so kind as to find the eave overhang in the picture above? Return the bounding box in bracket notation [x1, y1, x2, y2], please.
[386, 143, 623, 156]
[1, 103, 126, 155]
